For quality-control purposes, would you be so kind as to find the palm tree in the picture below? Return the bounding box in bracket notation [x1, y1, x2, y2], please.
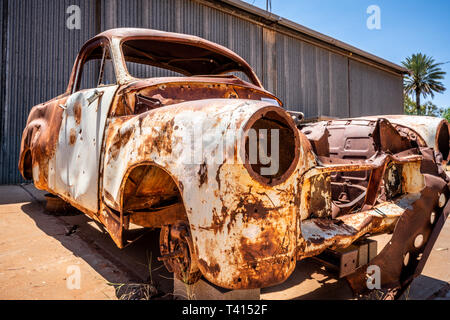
[402, 53, 446, 115]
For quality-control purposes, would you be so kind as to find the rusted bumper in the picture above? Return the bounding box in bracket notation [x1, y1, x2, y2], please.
[346, 151, 450, 298]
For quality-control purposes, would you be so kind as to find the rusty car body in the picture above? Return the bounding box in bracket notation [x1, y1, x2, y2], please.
[19, 28, 450, 298]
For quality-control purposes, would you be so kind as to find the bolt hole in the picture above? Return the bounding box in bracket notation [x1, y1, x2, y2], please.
[237, 278, 242, 282]
[403, 252, 410, 266]
[430, 211, 436, 225]
[438, 193, 446, 208]
[414, 234, 424, 248]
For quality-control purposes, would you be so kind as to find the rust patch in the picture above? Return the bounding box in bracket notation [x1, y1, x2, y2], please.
[108, 126, 133, 161]
[69, 128, 77, 145]
[215, 162, 224, 190]
[211, 207, 225, 233]
[19, 95, 68, 188]
[239, 231, 277, 262]
[198, 162, 208, 187]
[236, 196, 281, 221]
[73, 101, 82, 125]
[103, 189, 117, 208]
[199, 207, 226, 234]
[198, 258, 221, 278]
[148, 118, 175, 154]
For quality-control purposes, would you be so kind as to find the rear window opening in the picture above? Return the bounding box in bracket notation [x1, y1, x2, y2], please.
[121, 39, 257, 84]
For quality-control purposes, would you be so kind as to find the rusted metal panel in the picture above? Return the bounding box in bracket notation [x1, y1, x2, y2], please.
[299, 193, 421, 259]
[49, 85, 118, 212]
[101, 99, 312, 289]
[347, 170, 449, 299]
[351, 115, 450, 164]
[298, 115, 449, 298]
[380, 115, 446, 149]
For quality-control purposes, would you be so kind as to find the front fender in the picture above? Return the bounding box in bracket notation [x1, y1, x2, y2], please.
[353, 115, 450, 164]
[102, 98, 316, 289]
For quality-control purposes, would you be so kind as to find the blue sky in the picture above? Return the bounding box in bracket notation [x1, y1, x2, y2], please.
[243, 0, 450, 109]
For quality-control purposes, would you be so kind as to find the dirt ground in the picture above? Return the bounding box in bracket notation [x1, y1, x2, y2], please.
[0, 183, 449, 300]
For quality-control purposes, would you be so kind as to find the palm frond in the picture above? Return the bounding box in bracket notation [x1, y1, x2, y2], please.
[402, 53, 447, 103]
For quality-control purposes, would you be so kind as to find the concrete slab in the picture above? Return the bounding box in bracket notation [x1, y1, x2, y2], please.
[0, 185, 132, 299]
[174, 278, 260, 300]
[403, 275, 449, 300]
[261, 259, 354, 300]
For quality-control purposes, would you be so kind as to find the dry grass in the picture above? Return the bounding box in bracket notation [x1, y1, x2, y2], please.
[106, 251, 159, 300]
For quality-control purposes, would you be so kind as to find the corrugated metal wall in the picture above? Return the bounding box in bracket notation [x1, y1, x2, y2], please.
[0, 1, 5, 178]
[0, 0, 98, 184]
[0, 0, 403, 184]
[349, 60, 404, 117]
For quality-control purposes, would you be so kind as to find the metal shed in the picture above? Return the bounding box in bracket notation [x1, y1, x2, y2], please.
[0, 0, 407, 184]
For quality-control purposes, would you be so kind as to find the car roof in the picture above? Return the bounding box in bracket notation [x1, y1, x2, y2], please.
[91, 28, 261, 86]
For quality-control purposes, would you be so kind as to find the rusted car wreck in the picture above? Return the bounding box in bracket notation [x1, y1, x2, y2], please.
[19, 28, 449, 299]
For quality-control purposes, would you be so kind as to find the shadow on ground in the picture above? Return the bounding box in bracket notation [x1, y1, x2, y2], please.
[400, 275, 450, 300]
[20, 201, 173, 300]
[19, 196, 449, 300]
[21, 199, 356, 300]
[261, 259, 354, 300]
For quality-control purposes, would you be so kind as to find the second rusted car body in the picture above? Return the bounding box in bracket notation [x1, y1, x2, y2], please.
[19, 28, 450, 297]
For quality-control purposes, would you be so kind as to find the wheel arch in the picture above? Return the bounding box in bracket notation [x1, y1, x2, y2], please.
[115, 161, 190, 228]
[19, 148, 33, 181]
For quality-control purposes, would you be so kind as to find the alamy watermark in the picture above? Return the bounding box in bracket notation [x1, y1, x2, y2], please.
[66, 5, 81, 30]
[366, 5, 381, 30]
[66, 265, 81, 290]
[366, 265, 381, 290]
[142, 124, 281, 176]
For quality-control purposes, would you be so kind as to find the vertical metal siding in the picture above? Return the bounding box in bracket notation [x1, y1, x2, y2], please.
[280, 34, 302, 111]
[203, 4, 229, 47]
[315, 46, 331, 118]
[349, 60, 403, 117]
[262, 28, 276, 93]
[274, 34, 351, 119]
[328, 52, 349, 117]
[0, 0, 9, 183]
[275, 33, 285, 106]
[299, 40, 318, 118]
[0, 0, 404, 184]
[0, 0, 97, 184]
